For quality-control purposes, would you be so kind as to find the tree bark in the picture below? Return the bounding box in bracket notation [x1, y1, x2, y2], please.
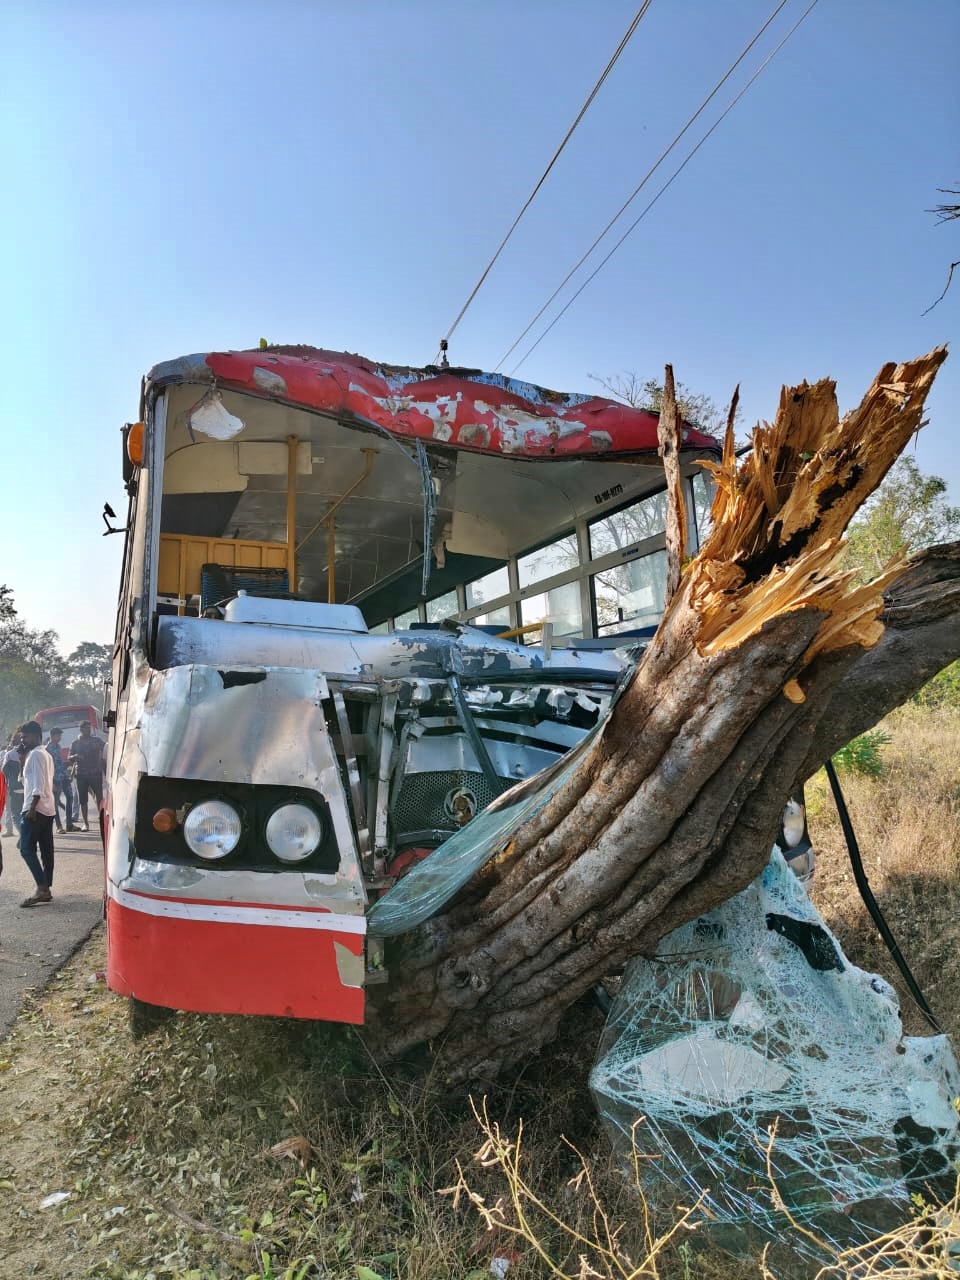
[367, 349, 958, 1082]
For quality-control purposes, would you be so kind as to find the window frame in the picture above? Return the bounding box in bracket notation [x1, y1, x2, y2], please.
[385, 472, 711, 638]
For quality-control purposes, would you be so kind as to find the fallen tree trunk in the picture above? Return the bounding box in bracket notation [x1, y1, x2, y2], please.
[367, 349, 958, 1081]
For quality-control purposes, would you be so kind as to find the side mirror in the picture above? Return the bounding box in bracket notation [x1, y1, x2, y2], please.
[102, 502, 126, 537]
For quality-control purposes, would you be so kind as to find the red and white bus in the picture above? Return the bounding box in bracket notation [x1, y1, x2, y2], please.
[105, 344, 733, 1033]
[33, 704, 101, 759]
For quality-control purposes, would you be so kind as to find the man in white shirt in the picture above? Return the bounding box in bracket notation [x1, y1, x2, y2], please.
[17, 721, 56, 907]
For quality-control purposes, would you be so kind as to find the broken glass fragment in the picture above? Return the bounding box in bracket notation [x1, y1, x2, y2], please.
[590, 852, 960, 1273]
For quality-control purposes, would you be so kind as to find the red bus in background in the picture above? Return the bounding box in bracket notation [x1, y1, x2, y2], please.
[33, 705, 101, 760]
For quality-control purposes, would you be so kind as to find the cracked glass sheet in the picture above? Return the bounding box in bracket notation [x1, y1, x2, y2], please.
[590, 852, 960, 1273]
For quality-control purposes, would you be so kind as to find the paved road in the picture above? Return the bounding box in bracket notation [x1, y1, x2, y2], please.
[0, 825, 105, 1040]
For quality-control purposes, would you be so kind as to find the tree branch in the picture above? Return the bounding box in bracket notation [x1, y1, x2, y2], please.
[922, 260, 960, 315]
[799, 539, 960, 776]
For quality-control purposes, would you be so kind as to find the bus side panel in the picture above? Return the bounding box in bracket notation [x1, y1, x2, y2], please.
[106, 895, 365, 1024]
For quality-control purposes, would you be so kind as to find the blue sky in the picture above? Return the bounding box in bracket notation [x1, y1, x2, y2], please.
[1, 0, 956, 654]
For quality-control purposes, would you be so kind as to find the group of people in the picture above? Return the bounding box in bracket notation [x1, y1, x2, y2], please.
[0, 720, 105, 908]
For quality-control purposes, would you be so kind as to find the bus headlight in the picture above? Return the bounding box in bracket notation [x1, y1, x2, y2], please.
[265, 803, 322, 864]
[780, 797, 806, 849]
[183, 800, 242, 860]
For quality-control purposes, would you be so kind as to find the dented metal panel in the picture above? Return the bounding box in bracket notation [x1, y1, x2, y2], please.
[147, 347, 719, 461]
[153, 612, 626, 683]
[107, 654, 364, 914]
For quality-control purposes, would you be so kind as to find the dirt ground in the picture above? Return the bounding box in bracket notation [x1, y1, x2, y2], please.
[0, 926, 126, 1278]
[0, 826, 105, 1039]
[1, 711, 956, 1278]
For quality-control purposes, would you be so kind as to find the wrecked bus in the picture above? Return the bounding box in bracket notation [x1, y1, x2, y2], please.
[104, 345, 727, 1030]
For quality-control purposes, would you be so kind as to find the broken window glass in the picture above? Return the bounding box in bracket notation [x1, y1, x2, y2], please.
[590, 852, 960, 1272]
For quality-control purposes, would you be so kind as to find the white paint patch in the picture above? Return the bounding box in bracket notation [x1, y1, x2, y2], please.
[334, 940, 365, 989]
[252, 366, 289, 395]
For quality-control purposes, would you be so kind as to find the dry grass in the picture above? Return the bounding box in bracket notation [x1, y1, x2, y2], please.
[0, 707, 957, 1278]
[809, 704, 960, 1040]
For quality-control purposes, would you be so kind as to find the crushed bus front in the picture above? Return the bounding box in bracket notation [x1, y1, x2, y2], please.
[104, 345, 719, 1028]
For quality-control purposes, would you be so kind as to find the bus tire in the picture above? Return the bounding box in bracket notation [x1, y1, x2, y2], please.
[129, 996, 176, 1040]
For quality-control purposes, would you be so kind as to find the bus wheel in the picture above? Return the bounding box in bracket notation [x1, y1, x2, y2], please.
[129, 996, 176, 1040]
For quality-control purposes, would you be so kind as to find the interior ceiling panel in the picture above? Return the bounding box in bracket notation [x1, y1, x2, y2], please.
[159, 380, 701, 606]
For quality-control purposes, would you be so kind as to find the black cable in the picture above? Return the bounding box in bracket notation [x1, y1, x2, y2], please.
[507, 0, 821, 375]
[438, 0, 654, 357]
[824, 758, 943, 1035]
[495, 0, 793, 372]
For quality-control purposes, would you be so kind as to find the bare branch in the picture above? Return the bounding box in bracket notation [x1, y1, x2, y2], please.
[922, 260, 960, 315]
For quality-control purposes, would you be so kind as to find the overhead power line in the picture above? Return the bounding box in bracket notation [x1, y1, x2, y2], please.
[434, 0, 655, 365]
[504, 0, 829, 378]
[496, 0, 793, 373]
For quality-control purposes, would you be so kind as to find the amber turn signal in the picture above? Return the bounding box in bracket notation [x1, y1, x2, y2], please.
[152, 807, 180, 833]
[127, 421, 145, 466]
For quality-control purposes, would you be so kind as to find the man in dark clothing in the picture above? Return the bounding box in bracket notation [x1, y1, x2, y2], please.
[46, 727, 77, 832]
[69, 720, 105, 833]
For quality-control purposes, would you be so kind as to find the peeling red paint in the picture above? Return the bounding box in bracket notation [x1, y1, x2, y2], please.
[152, 347, 719, 460]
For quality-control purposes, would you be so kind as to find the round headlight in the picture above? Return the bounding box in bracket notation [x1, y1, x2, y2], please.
[780, 797, 806, 849]
[183, 800, 242, 860]
[265, 803, 322, 864]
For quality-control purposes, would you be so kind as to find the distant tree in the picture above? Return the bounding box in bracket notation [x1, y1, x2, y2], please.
[844, 456, 960, 710]
[590, 371, 729, 434]
[67, 641, 112, 691]
[0, 589, 72, 739]
[844, 457, 960, 579]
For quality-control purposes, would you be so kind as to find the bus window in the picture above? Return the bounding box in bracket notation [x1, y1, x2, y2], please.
[393, 606, 421, 630]
[518, 536, 578, 588]
[593, 550, 667, 635]
[690, 469, 714, 548]
[520, 580, 582, 640]
[465, 566, 509, 611]
[425, 589, 459, 623]
[589, 491, 667, 559]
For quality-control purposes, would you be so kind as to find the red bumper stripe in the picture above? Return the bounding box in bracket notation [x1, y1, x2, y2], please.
[106, 897, 365, 1024]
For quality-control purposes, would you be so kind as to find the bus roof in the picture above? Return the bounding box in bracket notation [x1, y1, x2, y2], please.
[33, 704, 100, 729]
[146, 346, 720, 461]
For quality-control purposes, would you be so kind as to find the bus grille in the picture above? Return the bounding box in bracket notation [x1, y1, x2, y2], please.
[392, 769, 506, 840]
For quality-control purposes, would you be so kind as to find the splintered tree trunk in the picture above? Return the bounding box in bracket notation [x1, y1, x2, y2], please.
[367, 349, 959, 1082]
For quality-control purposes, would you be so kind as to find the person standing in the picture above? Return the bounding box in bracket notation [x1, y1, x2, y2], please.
[17, 720, 56, 907]
[2, 737, 26, 837]
[69, 720, 104, 833]
[0, 764, 6, 875]
[46, 727, 77, 833]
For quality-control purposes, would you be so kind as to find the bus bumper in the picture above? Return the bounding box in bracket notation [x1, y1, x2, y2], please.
[105, 887, 366, 1024]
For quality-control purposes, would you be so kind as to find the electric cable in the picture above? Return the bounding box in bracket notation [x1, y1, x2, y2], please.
[506, 0, 821, 376]
[495, 0, 793, 372]
[433, 0, 654, 366]
[825, 758, 943, 1035]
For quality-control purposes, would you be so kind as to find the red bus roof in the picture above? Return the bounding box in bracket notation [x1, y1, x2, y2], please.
[34, 705, 100, 729]
[147, 346, 720, 462]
